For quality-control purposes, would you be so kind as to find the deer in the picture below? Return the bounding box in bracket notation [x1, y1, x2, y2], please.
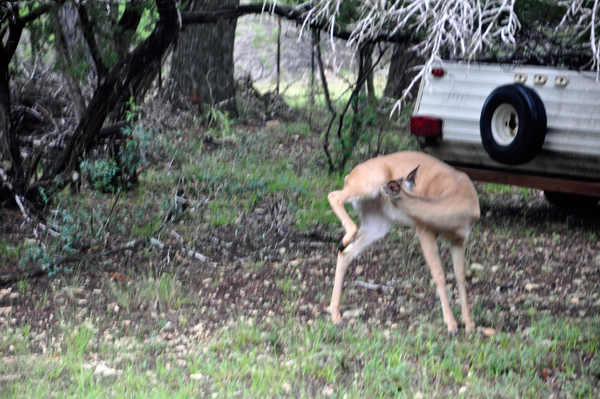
[327, 151, 480, 333]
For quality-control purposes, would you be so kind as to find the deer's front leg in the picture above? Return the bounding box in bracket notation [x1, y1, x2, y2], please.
[329, 213, 393, 324]
[416, 226, 459, 333]
[330, 250, 351, 324]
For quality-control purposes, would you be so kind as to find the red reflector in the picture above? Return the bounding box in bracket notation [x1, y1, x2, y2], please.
[410, 116, 443, 137]
[431, 68, 445, 77]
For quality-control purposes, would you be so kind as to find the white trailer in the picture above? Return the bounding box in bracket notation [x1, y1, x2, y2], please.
[410, 61, 600, 206]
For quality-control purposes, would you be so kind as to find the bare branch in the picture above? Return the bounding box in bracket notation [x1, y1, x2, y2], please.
[558, 0, 600, 79]
[301, 0, 521, 113]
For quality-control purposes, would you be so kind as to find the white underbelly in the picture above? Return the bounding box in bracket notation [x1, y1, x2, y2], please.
[383, 202, 415, 227]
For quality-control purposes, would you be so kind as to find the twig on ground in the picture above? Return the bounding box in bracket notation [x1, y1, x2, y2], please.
[151, 236, 209, 263]
[15, 195, 46, 251]
[354, 280, 394, 292]
[102, 189, 122, 233]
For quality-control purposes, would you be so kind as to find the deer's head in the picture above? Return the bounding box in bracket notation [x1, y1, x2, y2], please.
[383, 165, 419, 200]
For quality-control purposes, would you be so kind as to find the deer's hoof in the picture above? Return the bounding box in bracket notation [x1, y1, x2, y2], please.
[337, 239, 346, 252]
[450, 329, 459, 336]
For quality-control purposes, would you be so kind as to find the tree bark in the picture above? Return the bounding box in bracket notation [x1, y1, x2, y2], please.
[384, 43, 422, 100]
[169, 0, 239, 115]
[363, 43, 377, 105]
[108, 0, 148, 122]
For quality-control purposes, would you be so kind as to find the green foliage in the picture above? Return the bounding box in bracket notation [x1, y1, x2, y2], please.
[199, 106, 233, 136]
[325, 94, 418, 173]
[514, 0, 566, 30]
[80, 128, 141, 193]
[81, 158, 120, 193]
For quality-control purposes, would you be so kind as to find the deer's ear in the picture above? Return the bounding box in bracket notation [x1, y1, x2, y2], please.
[403, 165, 419, 192]
[384, 179, 403, 197]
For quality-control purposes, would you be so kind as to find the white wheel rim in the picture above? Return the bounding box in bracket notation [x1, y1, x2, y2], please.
[491, 103, 519, 146]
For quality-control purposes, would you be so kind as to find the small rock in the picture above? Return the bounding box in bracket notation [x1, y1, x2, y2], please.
[113, 304, 120, 313]
[581, 266, 594, 275]
[459, 386, 468, 394]
[282, 382, 292, 393]
[94, 364, 117, 376]
[540, 339, 554, 347]
[78, 299, 88, 306]
[470, 263, 484, 271]
[289, 258, 303, 267]
[355, 266, 364, 276]
[0, 307, 11, 316]
[343, 309, 362, 319]
[482, 327, 496, 337]
[254, 208, 265, 215]
[322, 385, 334, 396]
[279, 247, 286, 255]
[571, 297, 579, 304]
[192, 323, 203, 333]
[9, 293, 19, 300]
[414, 392, 425, 399]
[163, 321, 174, 331]
[0, 288, 11, 296]
[491, 265, 500, 273]
[190, 373, 204, 380]
[525, 283, 540, 292]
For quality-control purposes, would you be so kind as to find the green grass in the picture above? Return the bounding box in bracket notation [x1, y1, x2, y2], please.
[4, 79, 599, 398]
[2, 316, 598, 398]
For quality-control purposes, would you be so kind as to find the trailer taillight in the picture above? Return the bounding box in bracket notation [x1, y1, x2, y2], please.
[411, 116, 443, 137]
[431, 68, 445, 77]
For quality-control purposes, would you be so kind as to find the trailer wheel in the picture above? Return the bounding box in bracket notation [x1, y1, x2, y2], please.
[480, 85, 547, 165]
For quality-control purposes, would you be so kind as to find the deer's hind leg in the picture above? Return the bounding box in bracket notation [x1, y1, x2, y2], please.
[450, 237, 475, 332]
[416, 226, 459, 333]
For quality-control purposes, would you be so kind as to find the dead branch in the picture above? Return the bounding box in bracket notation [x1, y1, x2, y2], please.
[0, 238, 148, 286]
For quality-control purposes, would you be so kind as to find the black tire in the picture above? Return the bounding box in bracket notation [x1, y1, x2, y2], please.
[544, 191, 600, 211]
[480, 84, 547, 165]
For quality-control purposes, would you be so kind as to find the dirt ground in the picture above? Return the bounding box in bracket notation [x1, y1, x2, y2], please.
[1, 182, 599, 351]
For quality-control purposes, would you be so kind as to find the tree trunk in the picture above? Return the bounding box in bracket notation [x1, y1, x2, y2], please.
[363, 43, 377, 105]
[168, 0, 239, 116]
[52, 1, 89, 122]
[0, 18, 25, 180]
[0, 60, 19, 187]
[384, 43, 422, 100]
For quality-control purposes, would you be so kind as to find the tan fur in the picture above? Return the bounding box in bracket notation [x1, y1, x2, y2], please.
[327, 151, 480, 333]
